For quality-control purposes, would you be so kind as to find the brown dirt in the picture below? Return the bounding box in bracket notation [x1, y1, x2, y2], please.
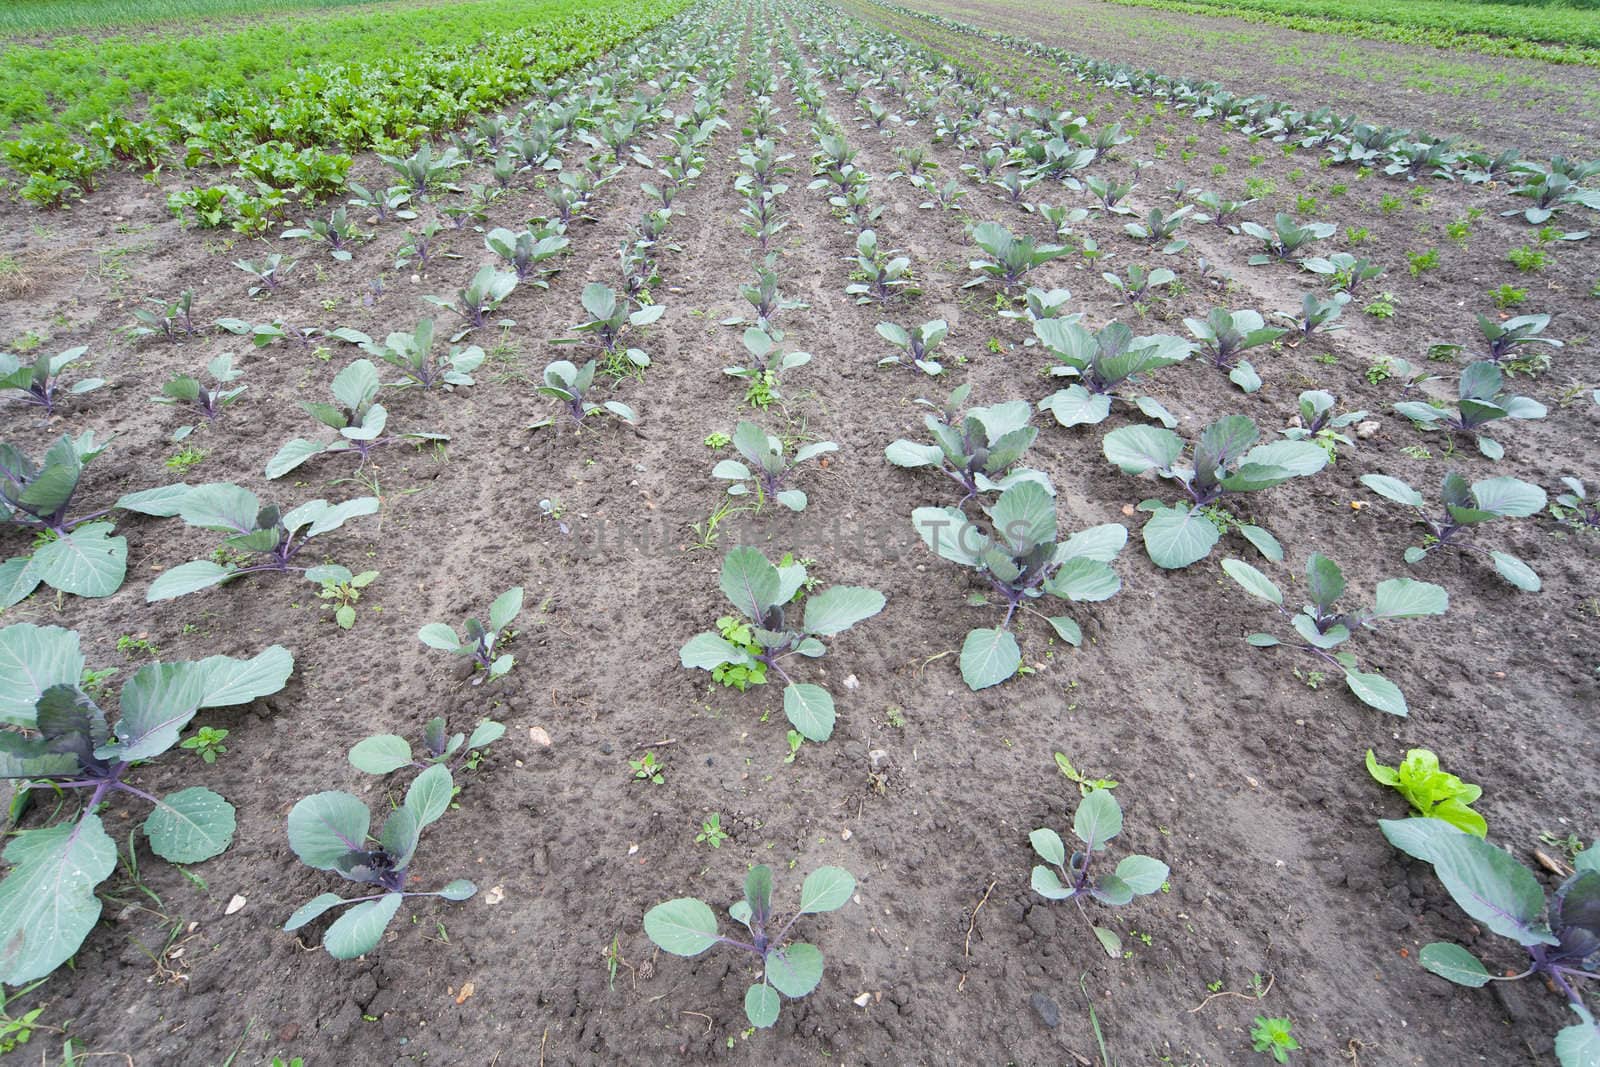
[0, 0, 1597, 1065]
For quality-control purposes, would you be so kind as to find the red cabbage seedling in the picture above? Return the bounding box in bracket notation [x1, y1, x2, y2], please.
[1034, 319, 1190, 428]
[0, 347, 103, 416]
[713, 420, 835, 512]
[348, 716, 505, 775]
[265, 359, 447, 478]
[151, 352, 246, 440]
[1359, 471, 1545, 590]
[644, 864, 854, 1028]
[1393, 361, 1545, 460]
[1031, 788, 1169, 958]
[417, 586, 523, 684]
[885, 384, 1052, 506]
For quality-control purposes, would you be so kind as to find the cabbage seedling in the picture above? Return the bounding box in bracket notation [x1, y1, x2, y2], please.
[552, 282, 663, 374]
[1393, 361, 1545, 460]
[1379, 819, 1599, 1065]
[0, 626, 292, 983]
[0, 432, 186, 607]
[335, 318, 484, 391]
[285, 765, 476, 959]
[913, 482, 1125, 690]
[644, 864, 854, 1028]
[885, 384, 1051, 505]
[1031, 788, 1169, 958]
[965, 220, 1069, 290]
[680, 547, 884, 741]
[876, 319, 946, 376]
[425, 264, 518, 338]
[146, 483, 378, 601]
[1104, 415, 1327, 568]
[723, 326, 810, 408]
[265, 359, 447, 478]
[529, 360, 638, 429]
[1220, 553, 1447, 715]
[712, 421, 835, 512]
[1359, 471, 1545, 590]
[0, 347, 103, 416]
[417, 586, 522, 683]
[152, 352, 246, 440]
[348, 716, 505, 775]
[485, 224, 569, 283]
[1184, 308, 1286, 393]
[1280, 390, 1366, 464]
[1242, 212, 1334, 264]
[1034, 319, 1190, 428]
[1477, 313, 1562, 364]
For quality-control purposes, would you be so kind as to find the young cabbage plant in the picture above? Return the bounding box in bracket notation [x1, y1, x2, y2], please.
[266, 359, 446, 478]
[885, 385, 1051, 505]
[845, 230, 918, 304]
[713, 421, 835, 513]
[1184, 308, 1287, 393]
[1102, 264, 1177, 306]
[1302, 252, 1387, 295]
[1190, 190, 1254, 231]
[285, 765, 476, 960]
[679, 547, 884, 741]
[1393, 362, 1546, 460]
[152, 353, 246, 441]
[1359, 472, 1546, 590]
[378, 142, 467, 198]
[1030, 788, 1169, 958]
[1502, 169, 1600, 226]
[1, 432, 186, 607]
[425, 265, 518, 339]
[529, 360, 638, 430]
[335, 319, 484, 391]
[723, 326, 810, 409]
[146, 483, 378, 601]
[644, 864, 855, 1029]
[1366, 748, 1486, 837]
[128, 290, 200, 344]
[1281, 390, 1366, 465]
[1103, 415, 1328, 568]
[552, 282, 663, 374]
[233, 254, 296, 298]
[726, 255, 808, 329]
[0, 626, 292, 984]
[876, 319, 946, 376]
[1122, 205, 1193, 254]
[913, 482, 1125, 691]
[0, 347, 103, 416]
[1378, 819, 1599, 1067]
[965, 221, 1069, 290]
[1478, 313, 1562, 365]
[417, 586, 523, 684]
[348, 716, 506, 775]
[281, 207, 369, 262]
[1551, 477, 1600, 533]
[1034, 319, 1190, 429]
[1221, 554, 1447, 716]
[1242, 212, 1335, 264]
[1274, 293, 1349, 339]
[484, 225, 569, 284]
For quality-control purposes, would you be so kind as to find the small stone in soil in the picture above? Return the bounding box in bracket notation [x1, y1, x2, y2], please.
[1030, 992, 1061, 1029]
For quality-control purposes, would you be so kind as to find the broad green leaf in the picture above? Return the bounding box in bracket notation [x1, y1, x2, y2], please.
[744, 983, 780, 1028]
[287, 791, 371, 869]
[1091, 872, 1134, 906]
[1489, 551, 1540, 592]
[1143, 505, 1219, 569]
[1472, 477, 1545, 517]
[284, 893, 345, 932]
[488, 586, 523, 632]
[1304, 553, 1345, 609]
[404, 764, 453, 828]
[31, 523, 125, 598]
[330, 359, 381, 412]
[466, 721, 504, 749]
[192, 645, 294, 709]
[0, 813, 117, 985]
[1237, 524, 1283, 561]
[766, 942, 823, 997]
[1102, 424, 1182, 475]
[1221, 559, 1282, 604]
[378, 807, 421, 869]
[1197, 414, 1259, 467]
[1420, 942, 1488, 986]
[644, 897, 720, 956]
[798, 867, 855, 914]
[1044, 616, 1082, 645]
[418, 623, 462, 652]
[1556, 1004, 1600, 1067]
[988, 481, 1057, 550]
[784, 684, 835, 742]
[1372, 578, 1448, 619]
[1030, 828, 1066, 866]
[959, 627, 1020, 691]
[1045, 558, 1119, 601]
[913, 506, 981, 565]
[147, 560, 232, 601]
[801, 587, 886, 637]
[265, 438, 327, 479]
[1429, 832, 1558, 947]
[774, 490, 807, 512]
[1031, 865, 1073, 900]
[348, 735, 414, 774]
[1241, 440, 1328, 477]
[1360, 474, 1424, 507]
[1380, 817, 1460, 864]
[744, 865, 773, 919]
[0, 623, 82, 728]
[1074, 789, 1123, 849]
[323, 892, 402, 959]
[306, 497, 380, 537]
[679, 632, 748, 670]
[1039, 386, 1112, 427]
[144, 787, 235, 863]
[1114, 854, 1169, 895]
[0, 558, 40, 610]
[1345, 670, 1408, 716]
[114, 483, 191, 516]
[1091, 925, 1123, 957]
[1057, 523, 1127, 564]
[437, 880, 477, 901]
[1246, 633, 1280, 647]
[884, 440, 943, 468]
[720, 546, 780, 622]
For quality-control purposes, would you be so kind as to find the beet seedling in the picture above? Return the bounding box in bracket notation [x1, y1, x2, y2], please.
[417, 586, 523, 683]
[1031, 788, 1169, 957]
[0, 625, 292, 983]
[285, 765, 476, 959]
[644, 865, 855, 1028]
[680, 547, 884, 741]
[1221, 553, 1447, 715]
[914, 481, 1126, 690]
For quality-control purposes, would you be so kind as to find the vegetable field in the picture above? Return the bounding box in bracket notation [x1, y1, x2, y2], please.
[0, 0, 1597, 1061]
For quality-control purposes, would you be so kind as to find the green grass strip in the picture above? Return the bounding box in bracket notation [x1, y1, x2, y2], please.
[1, 0, 402, 35]
[1094, 0, 1600, 66]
